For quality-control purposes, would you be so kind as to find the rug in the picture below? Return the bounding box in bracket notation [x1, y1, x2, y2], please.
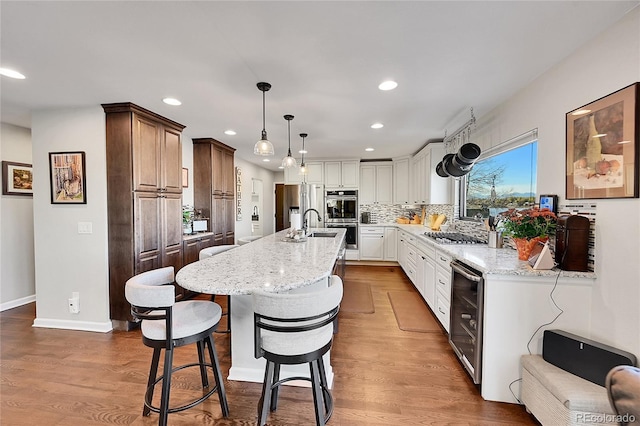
[387, 291, 442, 333]
[340, 281, 375, 313]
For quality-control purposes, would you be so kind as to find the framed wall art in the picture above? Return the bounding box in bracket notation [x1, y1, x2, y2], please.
[182, 167, 189, 188]
[2, 161, 33, 196]
[566, 82, 639, 199]
[49, 151, 87, 204]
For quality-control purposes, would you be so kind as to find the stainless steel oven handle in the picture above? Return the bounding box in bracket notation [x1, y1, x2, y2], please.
[450, 261, 482, 282]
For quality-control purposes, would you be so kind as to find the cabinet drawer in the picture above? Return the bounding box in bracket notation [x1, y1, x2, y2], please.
[435, 250, 451, 270]
[436, 269, 451, 301]
[406, 244, 417, 267]
[360, 227, 384, 235]
[435, 290, 450, 333]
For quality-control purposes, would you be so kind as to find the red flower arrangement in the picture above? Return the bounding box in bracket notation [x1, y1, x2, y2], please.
[497, 207, 557, 239]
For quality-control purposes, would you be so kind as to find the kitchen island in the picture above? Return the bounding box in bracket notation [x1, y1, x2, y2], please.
[175, 228, 346, 384]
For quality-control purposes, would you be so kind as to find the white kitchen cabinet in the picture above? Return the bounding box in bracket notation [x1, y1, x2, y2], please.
[324, 160, 359, 188]
[284, 161, 323, 184]
[359, 227, 385, 260]
[393, 157, 411, 204]
[416, 241, 436, 310]
[384, 227, 397, 261]
[359, 162, 392, 204]
[305, 161, 324, 184]
[360, 226, 397, 261]
[411, 143, 451, 205]
[397, 231, 408, 270]
[434, 248, 452, 332]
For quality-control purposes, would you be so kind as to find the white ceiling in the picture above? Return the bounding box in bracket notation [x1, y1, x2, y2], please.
[1, 1, 638, 171]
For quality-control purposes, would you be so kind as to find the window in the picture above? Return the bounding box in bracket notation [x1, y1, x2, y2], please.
[460, 135, 538, 220]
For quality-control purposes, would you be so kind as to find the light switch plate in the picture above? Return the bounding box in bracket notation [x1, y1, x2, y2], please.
[78, 222, 93, 234]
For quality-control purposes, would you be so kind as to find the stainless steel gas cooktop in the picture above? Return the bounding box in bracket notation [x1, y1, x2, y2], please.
[424, 232, 487, 245]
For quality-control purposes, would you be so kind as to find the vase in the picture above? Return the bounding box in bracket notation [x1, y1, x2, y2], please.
[513, 236, 548, 261]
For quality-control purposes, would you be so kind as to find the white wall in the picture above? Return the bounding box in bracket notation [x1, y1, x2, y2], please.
[234, 157, 276, 239]
[472, 8, 640, 355]
[31, 107, 111, 332]
[0, 123, 35, 309]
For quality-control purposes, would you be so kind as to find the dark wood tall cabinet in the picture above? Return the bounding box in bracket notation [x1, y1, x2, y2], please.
[103, 102, 186, 329]
[193, 138, 236, 246]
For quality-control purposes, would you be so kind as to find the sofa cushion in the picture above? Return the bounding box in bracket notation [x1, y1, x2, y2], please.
[522, 355, 614, 413]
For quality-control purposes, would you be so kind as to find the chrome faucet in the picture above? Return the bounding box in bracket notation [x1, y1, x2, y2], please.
[302, 208, 322, 235]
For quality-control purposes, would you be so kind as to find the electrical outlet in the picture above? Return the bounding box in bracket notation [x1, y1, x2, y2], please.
[68, 292, 80, 314]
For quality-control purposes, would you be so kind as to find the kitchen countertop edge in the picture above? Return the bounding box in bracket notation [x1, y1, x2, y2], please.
[377, 223, 597, 280]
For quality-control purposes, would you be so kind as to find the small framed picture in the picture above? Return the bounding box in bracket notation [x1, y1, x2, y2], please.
[49, 151, 87, 204]
[2, 161, 33, 196]
[182, 168, 189, 188]
[539, 194, 558, 214]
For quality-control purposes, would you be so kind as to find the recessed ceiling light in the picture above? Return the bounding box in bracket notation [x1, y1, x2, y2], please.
[365, 147, 375, 152]
[378, 80, 398, 91]
[278, 165, 285, 169]
[298, 149, 308, 154]
[371, 123, 384, 129]
[571, 109, 591, 116]
[224, 130, 237, 136]
[0, 68, 26, 79]
[162, 97, 181, 106]
[263, 158, 270, 162]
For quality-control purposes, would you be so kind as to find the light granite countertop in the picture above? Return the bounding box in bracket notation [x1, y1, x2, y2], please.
[363, 222, 596, 280]
[175, 228, 346, 295]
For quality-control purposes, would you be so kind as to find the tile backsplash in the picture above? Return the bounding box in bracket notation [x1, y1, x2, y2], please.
[359, 204, 454, 225]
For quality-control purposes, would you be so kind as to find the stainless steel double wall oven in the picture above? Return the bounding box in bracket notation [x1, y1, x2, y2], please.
[325, 190, 358, 249]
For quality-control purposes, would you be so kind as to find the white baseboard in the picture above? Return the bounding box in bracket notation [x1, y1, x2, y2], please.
[32, 317, 113, 333]
[0, 294, 36, 312]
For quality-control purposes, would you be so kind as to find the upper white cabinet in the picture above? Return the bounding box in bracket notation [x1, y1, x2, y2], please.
[393, 157, 411, 204]
[284, 161, 323, 184]
[412, 143, 451, 204]
[324, 160, 359, 188]
[359, 162, 393, 204]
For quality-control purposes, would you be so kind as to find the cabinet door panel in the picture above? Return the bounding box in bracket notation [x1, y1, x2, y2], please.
[162, 127, 182, 193]
[212, 145, 224, 196]
[224, 197, 235, 244]
[163, 194, 184, 252]
[324, 162, 342, 187]
[359, 165, 376, 204]
[223, 150, 235, 196]
[133, 115, 161, 192]
[341, 161, 359, 188]
[183, 239, 200, 265]
[376, 164, 393, 204]
[134, 192, 160, 271]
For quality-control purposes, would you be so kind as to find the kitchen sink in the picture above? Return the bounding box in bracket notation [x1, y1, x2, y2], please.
[307, 232, 337, 238]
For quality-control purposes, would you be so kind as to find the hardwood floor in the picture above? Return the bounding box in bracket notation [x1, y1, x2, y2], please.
[0, 265, 538, 425]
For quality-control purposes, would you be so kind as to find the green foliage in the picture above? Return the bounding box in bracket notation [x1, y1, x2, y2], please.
[497, 207, 557, 239]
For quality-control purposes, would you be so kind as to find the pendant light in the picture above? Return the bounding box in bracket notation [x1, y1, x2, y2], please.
[299, 133, 308, 176]
[281, 114, 297, 168]
[254, 82, 275, 156]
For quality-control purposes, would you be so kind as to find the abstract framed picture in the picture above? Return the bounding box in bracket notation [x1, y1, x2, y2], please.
[2, 161, 33, 196]
[49, 151, 87, 204]
[566, 82, 639, 199]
